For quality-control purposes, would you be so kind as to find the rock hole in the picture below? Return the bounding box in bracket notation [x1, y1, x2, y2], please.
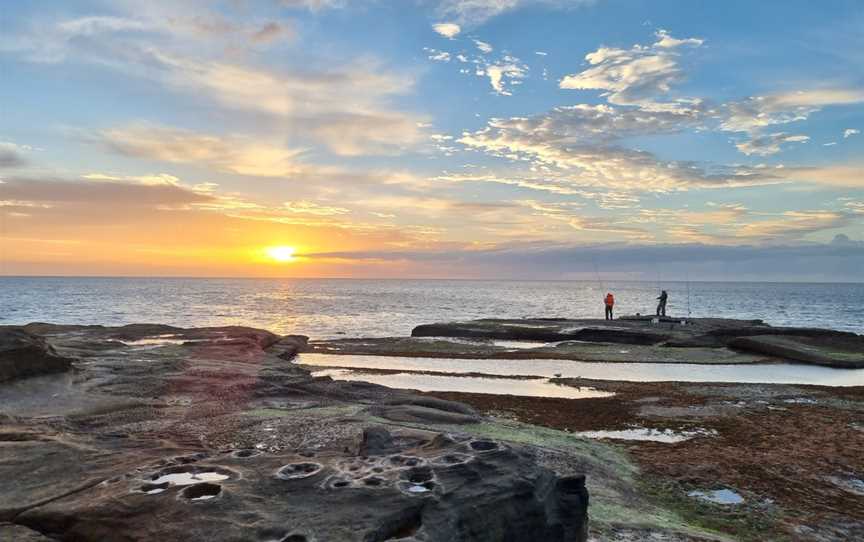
[181, 482, 221, 501]
[333, 480, 350, 488]
[431, 453, 472, 467]
[376, 508, 423, 540]
[232, 449, 260, 459]
[558, 475, 586, 494]
[364, 476, 385, 487]
[403, 467, 433, 484]
[298, 451, 315, 458]
[277, 462, 323, 480]
[150, 466, 232, 486]
[139, 482, 169, 495]
[469, 440, 498, 452]
[280, 535, 308, 542]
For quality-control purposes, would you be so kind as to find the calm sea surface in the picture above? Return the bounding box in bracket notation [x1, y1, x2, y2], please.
[1, 278, 862, 339]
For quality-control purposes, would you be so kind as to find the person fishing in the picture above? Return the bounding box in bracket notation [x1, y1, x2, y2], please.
[604, 292, 615, 320]
[656, 290, 668, 317]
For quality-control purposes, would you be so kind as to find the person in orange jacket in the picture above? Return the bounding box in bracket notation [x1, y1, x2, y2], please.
[604, 292, 615, 320]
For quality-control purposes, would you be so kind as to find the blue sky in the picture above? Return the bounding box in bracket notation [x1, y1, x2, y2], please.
[1, 0, 863, 279]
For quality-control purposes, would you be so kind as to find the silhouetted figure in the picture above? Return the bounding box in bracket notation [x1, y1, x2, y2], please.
[656, 290, 668, 317]
[604, 292, 615, 320]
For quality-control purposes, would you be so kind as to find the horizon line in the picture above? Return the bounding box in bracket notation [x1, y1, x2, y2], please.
[1, 275, 862, 285]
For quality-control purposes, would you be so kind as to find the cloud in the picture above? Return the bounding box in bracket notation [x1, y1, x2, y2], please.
[473, 39, 494, 54]
[559, 30, 703, 106]
[98, 124, 307, 177]
[432, 23, 461, 38]
[0, 142, 30, 168]
[279, 0, 346, 9]
[3, 9, 424, 157]
[721, 90, 864, 134]
[776, 165, 864, 187]
[303, 240, 864, 281]
[0, 176, 213, 207]
[483, 60, 527, 95]
[456, 105, 774, 192]
[845, 128, 861, 138]
[81, 173, 182, 186]
[436, 0, 594, 26]
[425, 48, 451, 62]
[283, 201, 350, 215]
[735, 211, 850, 242]
[735, 133, 810, 156]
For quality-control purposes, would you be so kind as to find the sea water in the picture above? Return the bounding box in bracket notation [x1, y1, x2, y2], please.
[2, 277, 862, 338]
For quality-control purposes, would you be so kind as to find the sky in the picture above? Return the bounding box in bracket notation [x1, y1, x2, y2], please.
[1, 0, 863, 280]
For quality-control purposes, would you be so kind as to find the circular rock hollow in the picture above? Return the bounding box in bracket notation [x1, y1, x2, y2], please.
[280, 535, 308, 542]
[362, 476, 387, 487]
[431, 453, 473, 467]
[232, 449, 260, 459]
[402, 466, 434, 484]
[469, 440, 499, 452]
[150, 465, 234, 486]
[388, 455, 425, 468]
[277, 462, 323, 481]
[173, 452, 208, 464]
[138, 481, 169, 495]
[397, 480, 437, 496]
[180, 482, 222, 502]
[328, 477, 351, 489]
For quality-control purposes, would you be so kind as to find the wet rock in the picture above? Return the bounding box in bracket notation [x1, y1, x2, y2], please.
[367, 405, 480, 425]
[360, 426, 397, 456]
[730, 334, 864, 368]
[0, 524, 55, 541]
[0, 328, 72, 382]
[2, 323, 588, 541]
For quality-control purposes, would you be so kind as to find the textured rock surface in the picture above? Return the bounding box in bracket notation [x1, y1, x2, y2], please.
[0, 328, 72, 382]
[729, 334, 864, 368]
[0, 324, 588, 542]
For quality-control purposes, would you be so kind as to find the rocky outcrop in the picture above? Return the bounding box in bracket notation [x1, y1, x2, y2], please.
[403, 318, 864, 368]
[0, 328, 72, 382]
[729, 335, 864, 368]
[0, 324, 589, 542]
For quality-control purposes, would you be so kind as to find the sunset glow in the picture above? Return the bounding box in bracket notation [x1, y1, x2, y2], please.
[265, 246, 296, 263]
[0, 2, 862, 280]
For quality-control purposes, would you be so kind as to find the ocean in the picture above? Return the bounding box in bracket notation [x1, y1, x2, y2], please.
[2, 277, 862, 339]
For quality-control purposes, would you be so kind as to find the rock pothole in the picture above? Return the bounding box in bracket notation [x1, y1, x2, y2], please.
[232, 449, 260, 459]
[468, 440, 499, 452]
[180, 482, 222, 502]
[276, 462, 323, 480]
[147, 465, 234, 488]
[431, 453, 473, 467]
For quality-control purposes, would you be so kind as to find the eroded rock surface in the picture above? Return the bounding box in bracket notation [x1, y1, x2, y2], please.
[0, 328, 72, 382]
[305, 317, 862, 367]
[0, 323, 588, 542]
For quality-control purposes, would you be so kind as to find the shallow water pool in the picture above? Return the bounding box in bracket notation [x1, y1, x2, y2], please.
[312, 369, 614, 399]
[298, 354, 864, 386]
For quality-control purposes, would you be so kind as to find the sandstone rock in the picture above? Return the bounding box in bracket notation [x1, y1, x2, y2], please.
[729, 335, 864, 368]
[368, 405, 480, 425]
[0, 328, 72, 382]
[1, 324, 588, 541]
[0, 524, 55, 541]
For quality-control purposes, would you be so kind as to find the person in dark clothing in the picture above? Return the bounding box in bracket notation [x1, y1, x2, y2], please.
[604, 292, 615, 320]
[656, 290, 668, 317]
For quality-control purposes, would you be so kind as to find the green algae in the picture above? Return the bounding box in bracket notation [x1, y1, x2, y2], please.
[242, 405, 361, 418]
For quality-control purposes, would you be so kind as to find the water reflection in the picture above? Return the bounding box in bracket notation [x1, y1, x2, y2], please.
[299, 354, 864, 386]
[312, 369, 615, 399]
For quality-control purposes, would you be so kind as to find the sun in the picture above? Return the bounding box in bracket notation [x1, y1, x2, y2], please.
[265, 246, 296, 262]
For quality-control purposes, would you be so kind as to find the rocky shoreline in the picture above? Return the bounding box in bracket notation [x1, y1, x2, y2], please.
[1, 318, 862, 541]
[1, 323, 589, 542]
